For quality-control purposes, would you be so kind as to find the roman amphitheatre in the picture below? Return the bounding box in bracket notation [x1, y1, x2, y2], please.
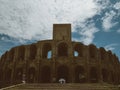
[0, 24, 120, 90]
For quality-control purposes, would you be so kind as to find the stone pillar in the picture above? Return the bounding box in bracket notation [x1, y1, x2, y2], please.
[98, 66, 103, 83]
[51, 42, 57, 83]
[23, 46, 29, 83]
[68, 42, 73, 58]
[68, 42, 74, 83]
[2, 52, 7, 84]
[85, 46, 90, 83]
[70, 63, 75, 83]
[98, 50, 103, 83]
[36, 43, 42, 83]
[11, 48, 18, 84]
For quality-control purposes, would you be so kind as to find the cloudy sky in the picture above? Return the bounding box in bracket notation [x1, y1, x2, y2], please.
[0, 0, 120, 59]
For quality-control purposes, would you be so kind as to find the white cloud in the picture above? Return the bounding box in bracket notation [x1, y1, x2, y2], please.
[80, 25, 99, 45]
[114, 2, 120, 10]
[96, 0, 111, 11]
[0, 0, 102, 43]
[74, 22, 99, 45]
[102, 11, 117, 32]
[1, 37, 5, 40]
[104, 44, 118, 51]
[117, 29, 120, 33]
[114, 2, 120, 15]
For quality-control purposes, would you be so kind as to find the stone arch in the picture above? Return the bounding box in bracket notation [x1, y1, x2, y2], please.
[0, 69, 3, 87]
[102, 68, 108, 82]
[29, 44, 37, 60]
[75, 66, 86, 83]
[3, 51, 8, 61]
[18, 46, 25, 60]
[57, 65, 69, 83]
[27, 67, 36, 83]
[74, 43, 83, 57]
[108, 51, 114, 64]
[15, 68, 23, 83]
[0, 69, 2, 81]
[118, 72, 120, 84]
[89, 44, 96, 58]
[90, 67, 98, 83]
[9, 48, 15, 62]
[114, 71, 119, 84]
[41, 66, 51, 83]
[100, 47, 106, 60]
[42, 43, 52, 59]
[110, 71, 114, 83]
[116, 56, 119, 63]
[0, 54, 6, 67]
[0, 55, 4, 66]
[58, 42, 68, 57]
[5, 68, 12, 83]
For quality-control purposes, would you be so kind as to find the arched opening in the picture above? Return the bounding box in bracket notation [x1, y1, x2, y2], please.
[90, 67, 98, 83]
[5, 69, 12, 84]
[58, 43, 68, 57]
[57, 65, 69, 83]
[42, 43, 52, 59]
[75, 66, 86, 83]
[47, 51, 52, 59]
[41, 66, 51, 83]
[18, 46, 25, 60]
[115, 72, 119, 84]
[89, 44, 96, 58]
[29, 45, 37, 60]
[102, 69, 108, 82]
[15, 68, 23, 83]
[74, 51, 79, 57]
[28, 67, 36, 83]
[110, 71, 114, 83]
[74, 43, 83, 57]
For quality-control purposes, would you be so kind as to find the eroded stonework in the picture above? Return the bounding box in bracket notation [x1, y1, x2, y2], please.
[0, 24, 120, 87]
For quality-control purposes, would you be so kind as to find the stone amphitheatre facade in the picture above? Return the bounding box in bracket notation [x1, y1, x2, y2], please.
[0, 24, 120, 87]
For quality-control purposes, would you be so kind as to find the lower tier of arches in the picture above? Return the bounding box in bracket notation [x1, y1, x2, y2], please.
[0, 65, 119, 86]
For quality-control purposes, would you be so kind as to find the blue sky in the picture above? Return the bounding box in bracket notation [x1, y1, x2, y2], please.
[0, 0, 120, 59]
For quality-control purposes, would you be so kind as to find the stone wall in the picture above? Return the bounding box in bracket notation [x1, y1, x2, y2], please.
[0, 24, 120, 88]
[0, 40, 120, 85]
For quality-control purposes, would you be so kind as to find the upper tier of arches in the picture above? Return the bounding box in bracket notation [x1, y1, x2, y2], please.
[0, 40, 119, 64]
